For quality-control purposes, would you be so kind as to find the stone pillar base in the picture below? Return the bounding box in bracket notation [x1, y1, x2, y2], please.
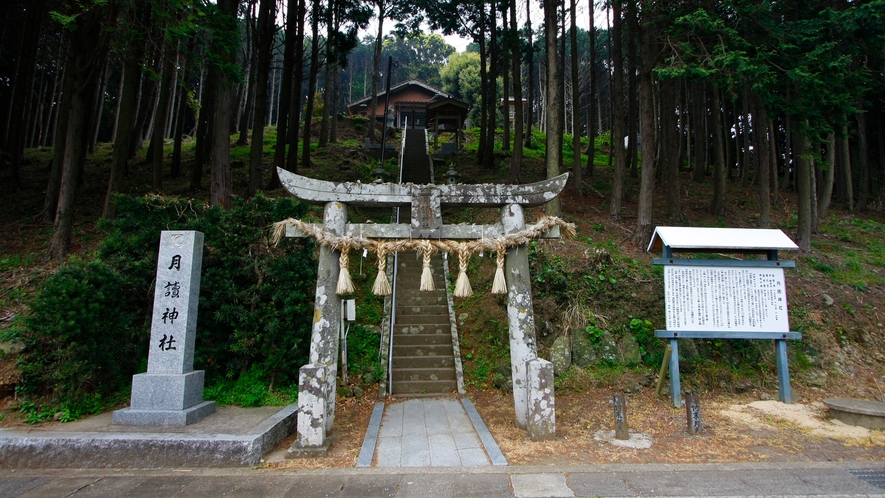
[112, 370, 215, 427]
[286, 433, 336, 458]
[112, 400, 216, 427]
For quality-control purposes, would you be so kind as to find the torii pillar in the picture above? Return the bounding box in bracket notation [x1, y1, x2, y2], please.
[502, 204, 538, 429]
[291, 202, 346, 455]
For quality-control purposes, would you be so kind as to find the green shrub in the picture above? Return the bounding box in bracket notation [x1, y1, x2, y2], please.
[10, 193, 318, 417]
[13, 261, 142, 404]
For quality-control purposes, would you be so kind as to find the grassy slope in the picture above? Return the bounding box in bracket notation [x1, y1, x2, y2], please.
[1, 116, 883, 408]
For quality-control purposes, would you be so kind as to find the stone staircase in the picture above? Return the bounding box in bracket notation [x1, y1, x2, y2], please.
[400, 129, 432, 184]
[389, 128, 457, 396]
[390, 252, 457, 396]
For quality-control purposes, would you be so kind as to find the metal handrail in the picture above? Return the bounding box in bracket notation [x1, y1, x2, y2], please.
[387, 118, 408, 393]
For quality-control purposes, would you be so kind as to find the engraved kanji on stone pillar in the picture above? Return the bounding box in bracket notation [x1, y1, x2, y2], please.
[113, 231, 216, 427]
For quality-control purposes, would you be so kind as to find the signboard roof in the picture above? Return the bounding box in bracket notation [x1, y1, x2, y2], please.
[647, 226, 799, 253]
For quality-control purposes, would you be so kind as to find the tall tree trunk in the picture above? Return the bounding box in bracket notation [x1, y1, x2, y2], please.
[366, 1, 385, 143]
[301, 0, 320, 169]
[267, 0, 299, 190]
[286, 0, 306, 173]
[609, 0, 626, 221]
[48, 5, 113, 259]
[570, 0, 581, 194]
[782, 108, 793, 191]
[6, 0, 45, 189]
[634, 0, 656, 247]
[544, 0, 562, 217]
[855, 98, 869, 211]
[476, 6, 487, 165]
[585, 4, 596, 177]
[89, 57, 110, 152]
[43, 61, 74, 224]
[794, 124, 812, 251]
[30, 50, 51, 148]
[839, 119, 853, 212]
[193, 64, 215, 190]
[485, 2, 497, 169]
[104, 8, 147, 219]
[210, 0, 241, 210]
[507, 0, 524, 183]
[238, 1, 257, 146]
[43, 42, 66, 148]
[501, 1, 510, 153]
[769, 117, 779, 201]
[709, 87, 727, 216]
[756, 101, 771, 228]
[171, 36, 195, 179]
[130, 58, 156, 157]
[524, 0, 533, 148]
[330, 64, 339, 144]
[271, 0, 297, 185]
[691, 82, 705, 181]
[319, 2, 334, 149]
[625, 0, 638, 179]
[740, 89, 751, 187]
[663, 79, 682, 220]
[151, 41, 177, 190]
[248, 0, 275, 195]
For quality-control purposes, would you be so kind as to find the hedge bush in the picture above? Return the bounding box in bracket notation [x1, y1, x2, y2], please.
[8, 193, 318, 415]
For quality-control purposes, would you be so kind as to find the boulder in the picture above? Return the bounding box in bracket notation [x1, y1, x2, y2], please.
[550, 335, 572, 376]
[572, 330, 596, 368]
[598, 332, 619, 363]
[619, 334, 641, 365]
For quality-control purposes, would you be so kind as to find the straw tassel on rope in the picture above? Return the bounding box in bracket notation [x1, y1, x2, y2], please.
[337, 249, 355, 295]
[491, 243, 508, 295]
[454, 243, 473, 298]
[418, 241, 435, 291]
[372, 247, 391, 296]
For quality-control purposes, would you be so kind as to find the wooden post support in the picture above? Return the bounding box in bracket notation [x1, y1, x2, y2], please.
[686, 394, 700, 434]
[654, 344, 673, 398]
[776, 339, 792, 404]
[668, 339, 681, 408]
[613, 395, 628, 440]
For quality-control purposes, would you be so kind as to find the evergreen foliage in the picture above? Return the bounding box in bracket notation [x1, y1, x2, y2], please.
[6, 194, 317, 415]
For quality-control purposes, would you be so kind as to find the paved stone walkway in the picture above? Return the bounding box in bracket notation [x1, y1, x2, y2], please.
[374, 398, 492, 467]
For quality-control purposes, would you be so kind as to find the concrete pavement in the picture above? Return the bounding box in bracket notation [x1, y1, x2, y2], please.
[2, 462, 885, 497]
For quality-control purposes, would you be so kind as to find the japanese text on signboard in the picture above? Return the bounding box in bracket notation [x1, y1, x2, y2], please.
[664, 266, 789, 332]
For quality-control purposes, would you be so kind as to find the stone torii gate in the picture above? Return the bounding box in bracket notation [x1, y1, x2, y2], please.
[278, 168, 569, 452]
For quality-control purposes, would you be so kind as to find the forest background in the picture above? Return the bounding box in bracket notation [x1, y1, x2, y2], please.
[1, 0, 885, 422]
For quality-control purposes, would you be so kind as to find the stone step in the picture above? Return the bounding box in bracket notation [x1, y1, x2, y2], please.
[392, 355, 455, 369]
[394, 313, 450, 325]
[391, 368, 456, 382]
[392, 333, 453, 346]
[395, 304, 449, 315]
[396, 294, 447, 306]
[393, 344, 454, 357]
[394, 324, 450, 335]
[391, 379, 457, 395]
[395, 281, 447, 292]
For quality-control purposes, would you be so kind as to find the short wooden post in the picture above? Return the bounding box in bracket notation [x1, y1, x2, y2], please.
[613, 395, 628, 440]
[686, 394, 700, 434]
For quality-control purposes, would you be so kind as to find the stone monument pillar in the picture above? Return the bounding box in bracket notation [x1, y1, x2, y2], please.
[113, 231, 216, 427]
[502, 203, 540, 429]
